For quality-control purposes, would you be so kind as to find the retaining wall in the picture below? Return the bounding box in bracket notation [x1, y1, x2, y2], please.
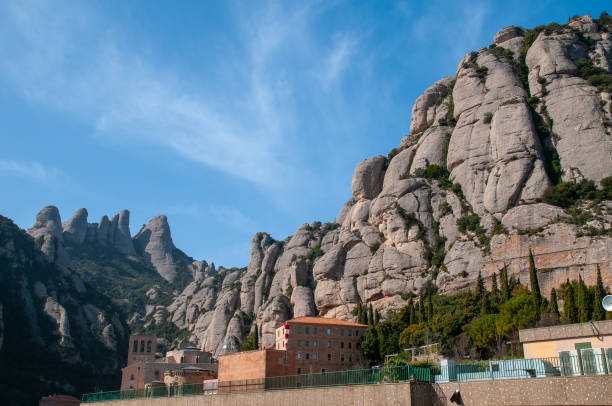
[83, 375, 612, 406]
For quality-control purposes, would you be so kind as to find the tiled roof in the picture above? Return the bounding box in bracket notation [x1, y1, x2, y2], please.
[285, 316, 367, 328]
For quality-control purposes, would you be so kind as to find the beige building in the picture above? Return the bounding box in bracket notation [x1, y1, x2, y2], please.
[519, 319, 612, 359]
[120, 334, 217, 390]
[275, 316, 368, 374]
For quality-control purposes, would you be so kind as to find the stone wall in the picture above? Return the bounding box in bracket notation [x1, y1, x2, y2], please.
[82, 376, 612, 406]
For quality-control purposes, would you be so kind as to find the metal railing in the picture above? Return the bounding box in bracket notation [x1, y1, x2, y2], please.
[434, 355, 610, 383]
[81, 365, 431, 403]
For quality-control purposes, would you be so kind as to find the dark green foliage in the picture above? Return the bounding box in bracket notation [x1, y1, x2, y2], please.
[500, 264, 510, 302]
[574, 58, 612, 92]
[483, 112, 494, 124]
[597, 11, 612, 31]
[368, 304, 374, 326]
[0, 216, 127, 405]
[577, 275, 590, 323]
[549, 288, 560, 316]
[369, 242, 380, 254]
[438, 96, 457, 127]
[490, 273, 500, 304]
[456, 213, 488, 245]
[356, 303, 368, 325]
[360, 327, 380, 361]
[563, 279, 578, 323]
[240, 326, 259, 351]
[541, 178, 611, 208]
[387, 147, 400, 161]
[528, 249, 542, 315]
[462, 52, 489, 82]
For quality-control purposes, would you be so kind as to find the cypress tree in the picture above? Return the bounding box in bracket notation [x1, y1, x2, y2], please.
[564, 279, 577, 323]
[374, 310, 381, 325]
[254, 325, 259, 349]
[500, 264, 510, 302]
[577, 275, 589, 323]
[596, 265, 607, 299]
[491, 273, 500, 304]
[427, 294, 434, 322]
[593, 286, 605, 321]
[550, 288, 560, 316]
[481, 291, 490, 315]
[528, 249, 542, 315]
[368, 304, 374, 326]
[418, 297, 426, 323]
[409, 298, 416, 325]
[475, 271, 486, 303]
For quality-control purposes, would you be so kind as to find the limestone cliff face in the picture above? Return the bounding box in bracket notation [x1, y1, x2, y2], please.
[161, 16, 611, 356]
[8, 15, 612, 359]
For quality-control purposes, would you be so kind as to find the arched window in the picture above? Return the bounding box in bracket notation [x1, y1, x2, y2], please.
[140, 341, 145, 353]
[133, 340, 138, 353]
[147, 340, 152, 353]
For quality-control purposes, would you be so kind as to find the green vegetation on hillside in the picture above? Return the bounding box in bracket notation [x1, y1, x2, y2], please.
[361, 262, 610, 364]
[0, 216, 127, 406]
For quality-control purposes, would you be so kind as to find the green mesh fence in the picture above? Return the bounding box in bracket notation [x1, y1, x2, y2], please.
[81, 365, 431, 403]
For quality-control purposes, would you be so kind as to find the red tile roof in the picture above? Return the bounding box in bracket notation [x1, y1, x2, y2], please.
[285, 316, 367, 328]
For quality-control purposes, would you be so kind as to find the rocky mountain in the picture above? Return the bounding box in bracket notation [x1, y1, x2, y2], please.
[160, 14, 612, 353]
[1, 14, 612, 401]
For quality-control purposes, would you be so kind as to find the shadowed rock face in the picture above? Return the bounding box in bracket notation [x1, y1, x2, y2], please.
[62, 208, 88, 245]
[16, 17, 612, 358]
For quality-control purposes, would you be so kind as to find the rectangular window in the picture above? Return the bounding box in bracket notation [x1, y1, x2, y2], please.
[341, 342, 344, 349]
[313, 328, 317, 334]
[306, 340, 309, 347]
[340, 329, 344, 336]
[306, 353, 310, 360]
[327, 328, 331, 335]
[297, 327, 302, 333]
[348, 329, 352, 336]
[328, 354, 331, 361]
[327, 341, 331, 348]
[356, 331, 359, 337]
[313, 340, 317, 347]
[305, 327, 310, 334]
[348, 342, 351, 349]
[349, 356, 352, 362]
[341, 355, 345, 362]
[313, 353, 318, 360]
[297, 340, 301, 347]
[297, 352, 302, 360]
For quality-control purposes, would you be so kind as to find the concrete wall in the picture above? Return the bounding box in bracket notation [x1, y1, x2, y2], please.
[84, 376, 612, 406]
[435, 375, 612, 405]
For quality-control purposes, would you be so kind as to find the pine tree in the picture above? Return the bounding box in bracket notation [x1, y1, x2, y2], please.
[564, 279, 577, 323]
[368, 304, 374, 326]
[528, 249, 542, 316]
[550, 288, 560, 316]
[500, 264, 510, 302]
[577, 275, 589, 323]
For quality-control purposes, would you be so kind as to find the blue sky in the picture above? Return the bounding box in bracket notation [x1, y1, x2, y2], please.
[0, 0, 609, 267]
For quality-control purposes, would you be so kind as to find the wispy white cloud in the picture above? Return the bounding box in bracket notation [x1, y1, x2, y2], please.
[0, 159, 63, 184]
[0, 1, 327, 189]
[319, 34, 359, 89]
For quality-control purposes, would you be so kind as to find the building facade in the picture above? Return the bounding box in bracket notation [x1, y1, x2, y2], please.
[519, 319, 612, 358]
[217, 349, 295, 383]
[275, 317, 368, 374]
[120, 334, 217, 390]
